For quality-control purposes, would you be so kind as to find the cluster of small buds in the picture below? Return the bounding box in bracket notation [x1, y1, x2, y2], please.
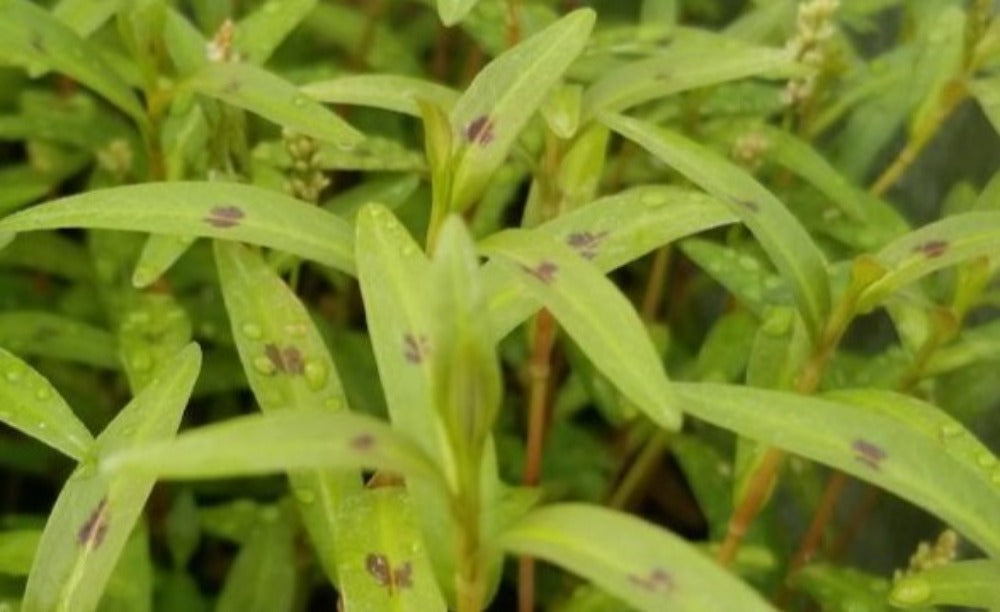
[95, 138, 134, 181]
[731, 131, 771, 171]
[283, 128, 330, 203]
[205, 19, 241, 63]
[781, 0, 840, 108]
[893, 529, 959, 581]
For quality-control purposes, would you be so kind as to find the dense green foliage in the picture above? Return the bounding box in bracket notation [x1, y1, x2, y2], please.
[0, 0, 998, 610]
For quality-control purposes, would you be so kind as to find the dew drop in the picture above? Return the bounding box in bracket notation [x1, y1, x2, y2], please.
[977, 453, 997, 469]
[294, 488, 316, 504]
[292, 96, 307, 107]
[37, 422, 47, 430]
[253, 356, 278, 376]
[5, 369, 23, 383]
[241, 323, 264, 340]
[304, 360, 328, 390]
[323, 397, 343, 411]
[35, 387, 51, 400]
[284, 322, 307, 337]
[401, 243, 416, 257]
[939, 424, 961, 440]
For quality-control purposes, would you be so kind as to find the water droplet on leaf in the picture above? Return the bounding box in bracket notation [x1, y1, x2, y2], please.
[304, 360, 328, 390]
[253, 356, 277, 376]
[241, 323, 263, 340]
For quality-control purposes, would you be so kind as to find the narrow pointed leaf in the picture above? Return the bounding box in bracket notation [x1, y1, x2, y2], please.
[483, 186, 738, 340]
[602, 113, 830, 340]
[132, 235, 196, 288]
[675, 383, 1000, 557]
[100, 410, 446, 489]
[0, 347, 94, 460]
[499, 504, 775, 612]
[436, 0, 480, 26]
[971, 76, 1000, 136]
[233, 0, 317, 65]
[858, 211, 1000, 311]
[301, 75, 460, 117]
[23, 344, 201, 612]
[0, 182, 355, 274]
[336, 488, 447, 611]
[182, 62, 363, 149]
[0, 311, 118, 369]
[480, 230, 681, 430]
[52, 0, 128, 36]
[217, 506, 297, 612]
[215, 240, 361, 583]
[889, 560, 1000, 609]
[0, 0, 144, 122]
[449, 9, 596, 210]
[117, 294, 192, 392]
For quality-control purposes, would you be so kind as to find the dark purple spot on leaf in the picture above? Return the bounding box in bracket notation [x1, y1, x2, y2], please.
[566, 231, 609, 260]
[78, 498, 109, 548]
[264, 343, 306, 376]
[30, 33, 45, 53]
[204, 205, 245, 228]
[393, 562, 413, 589]
[465, 115, 495, 146]
[913, 240, 948, 258]
[351, 433, 375, 451]
[852, 438, 887, 470]
[628, 567, 674, 596]
[366, 553, 392, 587]
[736, 199, 759, 212]
[222, 79, 241, 94]
[521, 260, 558, 285]
[402, 334, 430, 364]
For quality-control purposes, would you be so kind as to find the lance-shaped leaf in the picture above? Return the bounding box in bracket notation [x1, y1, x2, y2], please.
[53, 0, 128, 37]
[99, 410, 446, 490]
[336, 488, 447, 612]
[788, 564, 891, 612]
[354, 203, 463, 604]
[971, 76, 1000, 136]
[215, 240, 361, 583]
[131, 234, 196, 288]
[480, 230, 681, 430]
[583, 31, 797, 117]
[499, 504, 776, 612]
[181, 62, 364, 149]
[233, 0, 317, 65]
[23, 344, 201, 612]
[436, 0, 480, 26]
[674, 383, 1000, 557]
[602, 113, 830, 340]
[680, 238, 787, 317]
[217, 505, 297, 612]
[889, 560, 1000, 609]
[483, 186, 738, 340]
[0, 347, 94, 460]
[117, 293, 192, 393]
[0, 311, 118, 369]
[449, 9, 596, 211]
[302, 75, 460, 117]
[0, 182, 356, 274]
[857, 211, 1000, 311]
[0, 0, 145, 122]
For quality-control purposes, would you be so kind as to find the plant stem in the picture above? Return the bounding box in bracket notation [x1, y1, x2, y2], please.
[641, 247, 672, 321]
[505, 0, 522, 47]
[518, 308, 557, 612]
[608, 430, 669, 509]
[870, 81, 966, 197]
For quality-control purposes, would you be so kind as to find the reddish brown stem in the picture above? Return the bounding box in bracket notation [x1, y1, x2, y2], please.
[716, 447, 785, 566]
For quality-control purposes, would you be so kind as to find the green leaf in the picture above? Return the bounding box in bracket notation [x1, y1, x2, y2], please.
[23, 344, 201, 612]
[479, 230, 681, 430]
[0, 182, 356, 274]
[449, 9, 596, 211]
[889, 560, 1000, 609]
[583, 30, 797, 117]
[100, 524, 153, 612]
[0, 0, 145, 122]
[674, 383, 1000, 557]
[254, 136, 425, 173]
[499, 504, 776, 612]
[131, 235, 196, 288]
[788, 564, 891, 612]
[436, 0, 481, 26]
[483, 185, 738, 340]
[323, 174, 421, 221]
[301, 75, 460, 117]
[857, 212, 1000, 311]
[100, 410, 445, 489]
[52, 0, 128, 37]
[0, 311, 118, 369]
[0, 232, 93, 282]
[181, 62, 364, 149]
[679, 238, 787, 317]
[214, 240, 361, 583]
[117, 294, 192, 392]
[233, 0, 317, 65]
[336, 488, 447, 611]
[216, 505, 297, 612]
[971, 75, 1000, 136]
[0, 528, 41, 576]
[602, 113, 830, 340]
